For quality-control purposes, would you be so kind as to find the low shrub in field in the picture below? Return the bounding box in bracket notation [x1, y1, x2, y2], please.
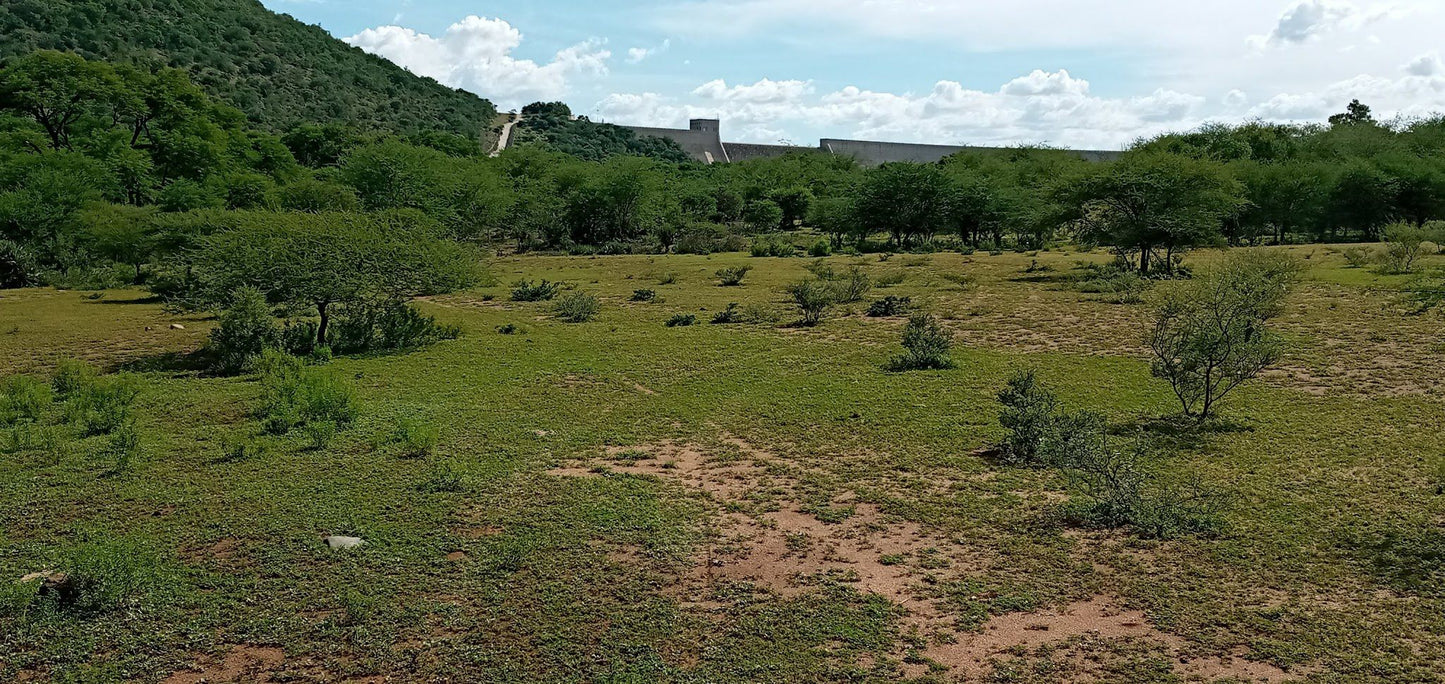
[257, 351, 358, 435]
[1073, 264, 1149, 304]
[104, 422, 142, 475]
[207, 287, 280, 374]
[809, 240, 832, 257]
[867, 296, 912, 318]
[16, 534, 169, 617]
[666, 313, 698, 327]
[1341, 247, 1372, 269]
[874, 271, 906, 288]
[750, 235, 794, 257]
[715, 266, 753, 286]
[51, 359, 97, 399]
[940, 272, 977, 290]
[829, 266, 873, 304]
[995, 369, 1060, 465]
[511, 279, 563, 302]
[418, 459, 467, 493]
[1378, 222, 1428, 274]
[329, 303, 460, 354]
[711, 303, 743, 324]
[785, 279, 835, 326]
[655, 272, 679, 285]
[1, 375, 51, 425]
[886, 314, 954, 371]
[740, 302, 782, 324]
[630, 289, 657, 302]
[393, 414, 440, 459]
[553, 292, 600, 323]
[64, 374, 141, 436]
[1055, 431, 1227, 539]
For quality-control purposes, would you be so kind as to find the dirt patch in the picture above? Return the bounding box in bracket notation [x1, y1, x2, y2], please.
[445, 551, 468, 561]
[551, 441, 768, 501]
[918, 596, 1298, 682]
[162, 645, 285, 684]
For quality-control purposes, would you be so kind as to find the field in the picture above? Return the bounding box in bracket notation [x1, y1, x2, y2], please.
[1, 246, 1443, 683]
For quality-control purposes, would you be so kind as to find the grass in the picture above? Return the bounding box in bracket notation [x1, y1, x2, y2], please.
[0, 245, 1442, 681]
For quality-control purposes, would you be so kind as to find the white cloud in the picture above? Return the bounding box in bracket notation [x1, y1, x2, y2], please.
[1258, 0, 1362, 46]
[626, 39, 671, 64]
[1405, 52, 1444, 77]
[595, 69, 1210, 150]
[345, 16, 610, 109]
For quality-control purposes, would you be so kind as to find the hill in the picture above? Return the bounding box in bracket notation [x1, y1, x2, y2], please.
[0, 0, 497, 137]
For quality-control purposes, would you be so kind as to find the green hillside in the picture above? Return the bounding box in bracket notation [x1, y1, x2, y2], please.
[0, 0, 497, 137]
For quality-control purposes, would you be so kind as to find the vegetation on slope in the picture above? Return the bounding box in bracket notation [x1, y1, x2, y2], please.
[0, 0, 497, 137]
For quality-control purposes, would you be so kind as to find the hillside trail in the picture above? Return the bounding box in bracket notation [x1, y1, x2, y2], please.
[491, 112, 523, 157]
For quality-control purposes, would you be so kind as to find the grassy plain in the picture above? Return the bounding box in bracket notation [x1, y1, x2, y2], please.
[0, 245, 1442, 682]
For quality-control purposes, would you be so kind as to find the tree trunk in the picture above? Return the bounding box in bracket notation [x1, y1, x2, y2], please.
[1139, 246, 1151, 276]
[316, 301, 330, 346]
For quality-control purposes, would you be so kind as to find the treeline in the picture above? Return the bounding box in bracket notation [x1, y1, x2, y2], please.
[513, 102, 693, 164]
[6, 51, 1445, 293]
[0, 0, 497, 137]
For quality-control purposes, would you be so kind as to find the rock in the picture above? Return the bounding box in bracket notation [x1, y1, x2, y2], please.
[169, 324, 186, 330]
[21, 571, 77, 603]
[323, 535, 365, 551]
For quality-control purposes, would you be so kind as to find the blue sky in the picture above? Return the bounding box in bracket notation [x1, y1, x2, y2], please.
[265, 0, 1445, 150]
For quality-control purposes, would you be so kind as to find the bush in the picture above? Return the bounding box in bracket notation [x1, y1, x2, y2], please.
[207, 287, 280, 374]
[1, 375, 52, 425]
[419, 459, 467, 493]
[739, 302, 782, 324]
[1341, 247, 1372, 269]
[829, 266, 873, 303]
[64, 374, 141, 436]
[1379, 223, 1428, 274]
[655, 272, 679, 285]
[996, 370, 1061, 465]
[886, 313, 955, 371]
[512, 280, 563, 302]
[630, 289, 657, 302]
[874, 271, 906, 288]
[394, 414, 440, 458]
[104, 422, 142, 475]
[28, 534, 167, 616]
[257, 351, 358, 435]
[666, 313, 698, 327]
[1147, 250, 1300, 420]
[750, 235, 794, 258]
[809, 240, 833, 257]
[553, 292, 600, 323]
[715, 266, 754, 286]
[1073, 263, 1150, 304]
[867, 296, 912, 318]
[328, 303, 460, 354]
[51, 359, 98, 399]
[1057, 432, 1226, 539]
[785, 279, 836, 326]
[711, 303, 743, 324]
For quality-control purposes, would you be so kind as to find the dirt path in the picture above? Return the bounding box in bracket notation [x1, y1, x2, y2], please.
[491, 112, 522, 157]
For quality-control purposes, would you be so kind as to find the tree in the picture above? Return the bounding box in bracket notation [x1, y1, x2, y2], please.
[188, 211, 479, 344]
[1329, 99, 1376, 127]
[808, 196, 855, 247]
[854, 163, 951, 247]
[742, 199, 784, 233]
[1234, 161, 1332, 245]
[1146, 250, 1301, 420]
[77, 203, 157, 282]
[0, 51, 120, 150]
[1070, 152, 1244, 275]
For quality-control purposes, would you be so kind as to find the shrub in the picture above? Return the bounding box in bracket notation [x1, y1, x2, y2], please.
[666, 313, 698, 327]
[1147, 250, 1301, 420]
[329, 303, 460, 354]
[496, 323, 519, 335]
[715, 266, 753, 286]
[33, 534, 167, 615]
[711, 303, 743, 324]
[740, 302, 782, 324]
[809, 240, 833, 257]
[51, 359, 98, 399]
[553, 292, 600, 323]
[1075, 267, 1149, 304]
[257, 351, 358, 435]
[394, 414, 440, 458]
[1341, 247, 1372, 269]
[655, 272, 679, 285]
[785, 279, 836, 326]
[207, 287, 280, 374]
[630, 289, 657, 302]
[867, 296, 912, 318]
[1057, 433, 1226, 539]
[65, 374, 141, 436]
[996, 370, 1061, 465]
[829, 266, 873, 303]
[940, 272, 977, 290]
[512, 280, 563, 302]
[419, 459, 466, 493]
[874, 271, 906, 288]
[281, 320, 321, 357]
[886, 313, 955, 371]
[750, 235, 794, 258]
[306, 420, 338, 450]
[1, 375, 52, 425]
[803, 260, 835, 280]
[104, 422, 142, 475]
[1379, 223, 1428, 274]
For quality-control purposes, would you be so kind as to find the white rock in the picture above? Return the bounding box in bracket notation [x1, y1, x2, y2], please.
[323, 535, 365, 550]
[170, 324, 186, 330]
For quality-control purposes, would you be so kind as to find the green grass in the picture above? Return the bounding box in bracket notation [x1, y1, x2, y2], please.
[0, 245, 1442, 682]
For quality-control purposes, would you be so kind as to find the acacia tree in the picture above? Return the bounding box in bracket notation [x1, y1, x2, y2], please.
[189, 210, 479, 343]
[853, 163, 951, 247]
[0, 51, 121, 150]
[1070, 152, 1244, 276]
[1146, 250, 1301, 420]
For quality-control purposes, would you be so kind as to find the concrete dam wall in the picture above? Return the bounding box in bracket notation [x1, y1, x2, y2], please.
[620, 119, 1121, 166]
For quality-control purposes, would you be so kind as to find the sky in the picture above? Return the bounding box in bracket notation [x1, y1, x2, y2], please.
[263, 0, 1445, 151]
